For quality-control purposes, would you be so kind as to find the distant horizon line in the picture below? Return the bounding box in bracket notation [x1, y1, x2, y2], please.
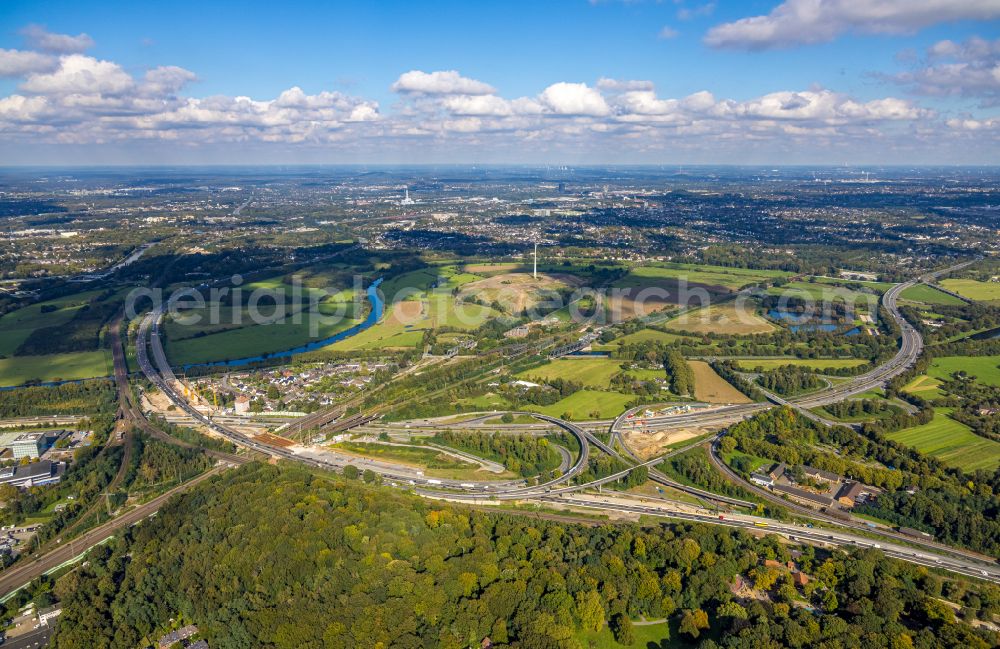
[1, 163, 999, 170]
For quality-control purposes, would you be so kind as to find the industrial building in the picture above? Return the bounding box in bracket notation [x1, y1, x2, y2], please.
[0, 460, 66, 489]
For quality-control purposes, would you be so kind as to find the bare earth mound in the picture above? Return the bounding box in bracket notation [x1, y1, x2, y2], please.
[622, 427, 711, 460]
[458, 272, 583, 313]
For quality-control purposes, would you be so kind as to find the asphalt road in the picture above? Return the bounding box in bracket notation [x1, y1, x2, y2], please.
[2, 624, 54, 649]
[548, 495, 1000, 584]
[126, 260, 1000, 584]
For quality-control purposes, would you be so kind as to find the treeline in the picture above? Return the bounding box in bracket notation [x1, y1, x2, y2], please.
[823, 398, 893, 420]
[506, 378, 584, 407]
[125, 435, 216, 490]
[934, 372, 1000, 443]
[576, 454, 648, 489]
[48, 463, 998, 648]
[16, 293, 119, 356]
[727, 407, 1000, 556]
[433, 431, 561, 477]
[711, 361, 767, 401]
[615, 329, 889, 370]
[0, 380, 116, 417]
[755, 364, 824, 396]
[904, 302, 1000, 346]
[662, 349, 693, 396]
[666, 448, 774, 512]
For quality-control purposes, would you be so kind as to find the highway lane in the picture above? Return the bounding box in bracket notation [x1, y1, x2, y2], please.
[544, 495, 1000, 584]
[609, 261, 975, 435]
[129, 260, 1000, 581]
[704, 437, 1000, 566]
[139, 309, 593, 491]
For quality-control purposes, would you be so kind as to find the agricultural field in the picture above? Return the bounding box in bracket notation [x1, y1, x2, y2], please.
[608, 328, 688, 348]
[0, 287, 131, 385]
[161, 273, 368, 364]
[607, 262, 787, 319]
[631, 263, 789, 290]
[811, 276, 895, 292]
[899, 284, 966, 306]
[517, 357, 626, 389]
[329, 292, 496, 352]
[664, 303, 776, 335]
[0, 288, 110, 357]
[766, 281, 880, 307]
[166, 311, 364, 365]
[884, 408, 1000, 471]
[939, 278, 1000, 303]
[525, 389, 635, 420]
[0, 349, 112, 386]
[688, 360, 752, 404]
[926, 355, 1000, 386]
[735, 358, 868, 371]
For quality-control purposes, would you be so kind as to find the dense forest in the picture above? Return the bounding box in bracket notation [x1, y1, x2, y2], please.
[49, 464, 998, 648]
[433, 431, 562, 477]
[0, 380, 116, 417]
[754, 365, 824, 396]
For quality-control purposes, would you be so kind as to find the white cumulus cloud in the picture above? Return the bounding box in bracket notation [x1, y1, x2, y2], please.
[21, 55, 134, 96]
[705, 0, 1000, 50]
[21, 25, 94, 54]
[0, 49, 57, 77]
[539, 82, 610, 116]
[391, 70, 495, 95]
[891, 37, 1000, 105]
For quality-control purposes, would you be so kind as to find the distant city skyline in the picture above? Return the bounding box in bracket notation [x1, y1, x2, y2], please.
[1, 0, 999, 165]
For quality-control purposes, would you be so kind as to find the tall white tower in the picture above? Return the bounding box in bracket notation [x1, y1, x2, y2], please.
[533, 242, 538, 279]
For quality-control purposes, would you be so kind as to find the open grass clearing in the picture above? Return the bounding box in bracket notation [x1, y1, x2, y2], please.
[689, 360, 752, 404]
[900, 284, 966, 306]
[517, 357, 626, 389]
[884, 408, 1000, 472]
[524, 389, 634, 421]
[456, 393, 513, 411]
[575, 620, 677, 648]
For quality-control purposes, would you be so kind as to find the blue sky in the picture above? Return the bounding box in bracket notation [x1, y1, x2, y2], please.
[1, 0, 999, 164]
